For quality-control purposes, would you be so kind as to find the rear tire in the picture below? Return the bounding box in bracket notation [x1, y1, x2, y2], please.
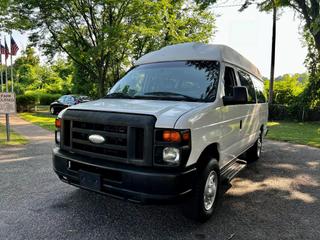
[185, 158, 220, 222]
[246, 132, 262, 163]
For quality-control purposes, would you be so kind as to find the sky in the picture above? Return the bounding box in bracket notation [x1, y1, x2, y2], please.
[3, 2, 307, 78]
[211, 2, 307, 77]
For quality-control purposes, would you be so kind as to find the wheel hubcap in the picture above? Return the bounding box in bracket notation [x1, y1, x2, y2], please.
[203, 171, 218, 211]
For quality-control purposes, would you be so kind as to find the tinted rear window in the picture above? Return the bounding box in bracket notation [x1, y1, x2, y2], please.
[238, 70, 256, 104]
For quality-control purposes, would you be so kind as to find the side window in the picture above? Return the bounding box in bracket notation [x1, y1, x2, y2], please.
[69, 96, 76, 104]
[251, 75, 267, 103]
[238, 71, 256, 103]
[58, 96, 66, 103]
[66, 96, 75, 105]
[224, 66, 237, 97]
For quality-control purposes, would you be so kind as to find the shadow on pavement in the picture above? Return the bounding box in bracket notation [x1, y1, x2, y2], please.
[42, 140, 320, 239]
[1, 140, 319, 240]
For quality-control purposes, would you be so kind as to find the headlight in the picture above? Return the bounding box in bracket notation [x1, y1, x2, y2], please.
[163, 147, 180, 165]
[55, 117, 61, 145]
[55, 131, 61, 144]
[154, 129, 191, 167]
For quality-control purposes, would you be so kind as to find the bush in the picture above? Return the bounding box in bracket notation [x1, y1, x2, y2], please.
[39, 93, 61, 105]
[16, 94, 37, 112]
[269, 104, 320, 121]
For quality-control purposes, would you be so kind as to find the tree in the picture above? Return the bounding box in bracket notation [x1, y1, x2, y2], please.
[264, 73, 308, 105]
[0, 0, 9, 11]
[14, 46, 40, 68]
[238, 0, 320, 106]
[13, 47, 73, 95]
[302, 30, 320, 107]
[3, 0, 216, 97]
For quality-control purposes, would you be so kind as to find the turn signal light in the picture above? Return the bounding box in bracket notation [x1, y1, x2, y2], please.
[163, 130, 181, 142]
[55, 118, 61, 128]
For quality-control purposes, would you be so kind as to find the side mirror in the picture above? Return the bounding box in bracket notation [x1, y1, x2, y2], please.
[223, 86, 248, 105]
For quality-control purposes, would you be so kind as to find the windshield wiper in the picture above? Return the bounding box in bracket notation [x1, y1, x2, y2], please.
[105, 91, 201, 101]
[143, 92, 199, 101]
[104, 92, 134, 99]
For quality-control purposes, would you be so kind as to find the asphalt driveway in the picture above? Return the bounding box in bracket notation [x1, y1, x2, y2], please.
[0, 118, 319, 240]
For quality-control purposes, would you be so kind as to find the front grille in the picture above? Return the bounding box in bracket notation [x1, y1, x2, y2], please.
[60, 110, 155, 166]
[70, 121, 129, 159]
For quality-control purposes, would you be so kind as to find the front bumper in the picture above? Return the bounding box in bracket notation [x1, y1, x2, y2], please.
[53, 147, 196, 203]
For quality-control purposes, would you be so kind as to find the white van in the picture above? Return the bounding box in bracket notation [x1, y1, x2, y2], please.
[53, 42, 268, 221]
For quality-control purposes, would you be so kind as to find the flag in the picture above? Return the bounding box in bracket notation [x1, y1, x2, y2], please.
[10, 36, 19, 55]
[0, 44, 6, 55]
[4, 40, 9, 60]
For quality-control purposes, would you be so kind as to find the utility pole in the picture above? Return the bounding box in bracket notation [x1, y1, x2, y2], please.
[269, 0, 276, 103]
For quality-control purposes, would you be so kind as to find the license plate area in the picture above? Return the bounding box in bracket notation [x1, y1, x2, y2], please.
[79, 170, 101, 191]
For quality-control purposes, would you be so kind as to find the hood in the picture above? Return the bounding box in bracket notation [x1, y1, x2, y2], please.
[66, 98, 201, 128]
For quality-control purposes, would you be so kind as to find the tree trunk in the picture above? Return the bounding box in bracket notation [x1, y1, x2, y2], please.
[98, 71, 106, 98]
[314, 31, 320, 54]
[269, 2, 277, 104]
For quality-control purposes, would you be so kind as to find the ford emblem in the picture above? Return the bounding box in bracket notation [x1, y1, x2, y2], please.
[88, 134, 105, 144]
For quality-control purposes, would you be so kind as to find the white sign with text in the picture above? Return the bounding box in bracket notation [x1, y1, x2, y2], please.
[0, 93, 16, 114]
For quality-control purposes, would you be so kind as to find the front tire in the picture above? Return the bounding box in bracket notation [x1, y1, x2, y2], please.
[186, 158, 220, 222]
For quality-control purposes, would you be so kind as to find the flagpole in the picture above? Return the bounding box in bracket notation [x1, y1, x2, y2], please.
[10, 34, 13, 93]
[5, 36, 10, 141]
[5, 40, 8, 93]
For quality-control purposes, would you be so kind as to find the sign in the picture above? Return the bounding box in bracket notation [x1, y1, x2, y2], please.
[0, 93, 16, 114]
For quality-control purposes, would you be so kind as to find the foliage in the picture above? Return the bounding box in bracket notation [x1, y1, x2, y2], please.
[237, 0, 320, 107]
[16, 94, 37, 112]
[71, 63, 98, 97]
[302, 30, 320, 108]
[19, 112, 56, 132]
[267, 121, 320, 148]
[39, 93, 61, 105]
[264, 73, 308, 105]
[268, 104, 320, 121]
[14, 47, 40, 67]
[11, 46, 73, 95]
[3, 0, 216, 97]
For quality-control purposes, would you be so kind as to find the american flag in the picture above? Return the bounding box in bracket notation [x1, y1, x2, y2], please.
[11, 37, 19, 56]
[4, 40, 9, 60]
[0, 44, 7, 55]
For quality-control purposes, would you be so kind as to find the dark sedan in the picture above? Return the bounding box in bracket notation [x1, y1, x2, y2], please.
[50, 95, 90, 115]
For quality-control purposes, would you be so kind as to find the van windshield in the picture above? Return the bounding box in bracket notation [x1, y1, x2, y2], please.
[107, 61, 220, 102]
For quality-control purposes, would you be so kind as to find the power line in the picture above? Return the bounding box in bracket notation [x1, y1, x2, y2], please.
[211, 3, 258, 8]
[211, 4, 243, 8]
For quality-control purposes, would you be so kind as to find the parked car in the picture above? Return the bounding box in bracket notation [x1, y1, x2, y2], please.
[53, 43, 268, 221]
[50, 95, 90, 115]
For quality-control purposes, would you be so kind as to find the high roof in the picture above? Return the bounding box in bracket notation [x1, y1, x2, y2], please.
[134, 42, 262, 79]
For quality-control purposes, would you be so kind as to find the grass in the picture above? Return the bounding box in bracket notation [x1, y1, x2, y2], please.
[267, 121, 320, 148]
[0, 123, 28, 145]
[19, 111, 56, 132]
